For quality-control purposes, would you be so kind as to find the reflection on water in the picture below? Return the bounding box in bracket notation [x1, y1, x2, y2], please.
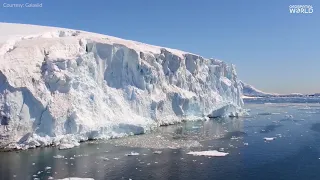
[109, 118, 244, 149]
[0, 102, 320, 180]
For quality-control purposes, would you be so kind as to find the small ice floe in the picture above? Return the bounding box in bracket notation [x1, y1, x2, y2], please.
[113, 157, 119, 160]
[48, 176, 54, 179]
[57, 178, 94, 180]
[45, 166, 52, 171]
[70, 157, 74, 160]
[101, 157, 109, 161]
[125, 152, 140, 156]
[59, 143, 75, 150]
[147, 163, 151, 165]
[153, 151, 162, 154]
[154, 162, 158, 164]
[285, 115, 294, 119]
[187, 150, 229, 157]
[219, 148, 225, 151]
[230, 136, 241, 140]
[264, 137, 276, 141]
[53, 155, 65, 159]
[243, 143, 249, 146]
[32, 163, 35, 165]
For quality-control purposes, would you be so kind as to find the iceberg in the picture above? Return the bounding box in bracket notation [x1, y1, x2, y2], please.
[0, 23, 243, 149]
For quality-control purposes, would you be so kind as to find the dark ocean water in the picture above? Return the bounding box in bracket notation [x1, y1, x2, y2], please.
[1, 98, 320, 180]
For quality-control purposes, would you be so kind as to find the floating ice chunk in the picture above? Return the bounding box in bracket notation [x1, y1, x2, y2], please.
[32, 163, 35, 165]
[45, 166, 52, 171]
[243, 143, 249, 146]
[187, 150, 229, 157]
[285, 115, 294, 119]
[59, 143, 75, 150]
[264, 137, 276, 141]
[53, 155, 65, 159]
[125, 152, 140, 156]
[153, 151, 162, 154]
[57, 178, 94, 180]
[218, 148, 225, 151]
[48, 177, 54, 180]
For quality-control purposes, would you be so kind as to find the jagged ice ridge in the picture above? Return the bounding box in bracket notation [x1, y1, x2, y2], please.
[0, 23, 244, 149]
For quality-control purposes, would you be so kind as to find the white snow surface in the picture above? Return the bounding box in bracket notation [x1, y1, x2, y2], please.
[187, 150, 229, 157]
[0, 23, 243, 149]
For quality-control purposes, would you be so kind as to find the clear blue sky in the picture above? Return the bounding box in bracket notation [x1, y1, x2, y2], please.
[0, 0, 319, 94]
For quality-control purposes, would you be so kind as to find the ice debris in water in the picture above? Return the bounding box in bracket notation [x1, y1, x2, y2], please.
[57, 178, 94, 180]
[285, 115, 294, 119]
[45, 166, 52, 171]
[264, 137, 276, 141]
[53, 155, 65, 159]
[187, 150, 229, 157]
[125, 152, 140, 156]
[153, 151, 162, 154]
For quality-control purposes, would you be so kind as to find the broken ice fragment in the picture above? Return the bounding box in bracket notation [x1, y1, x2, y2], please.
[153, 151, 162, 154]
[125, 152, 140, 156]
[187, 150, 229, 157]
[264, 137, 276, 141]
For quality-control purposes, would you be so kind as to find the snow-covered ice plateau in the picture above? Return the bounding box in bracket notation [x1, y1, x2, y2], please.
[0, 23, 244, 149]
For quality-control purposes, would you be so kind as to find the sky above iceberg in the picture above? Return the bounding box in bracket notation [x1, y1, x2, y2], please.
[0, 0, 319, 94]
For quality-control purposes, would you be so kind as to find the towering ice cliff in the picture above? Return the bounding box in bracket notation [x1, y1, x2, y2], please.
[0, 23, 243, 149]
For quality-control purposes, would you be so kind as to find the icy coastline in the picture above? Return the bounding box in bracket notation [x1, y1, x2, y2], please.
[0, 23, 243, 150]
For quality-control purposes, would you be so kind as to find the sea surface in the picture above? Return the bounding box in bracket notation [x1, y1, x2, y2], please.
[1, 97, 320, 180]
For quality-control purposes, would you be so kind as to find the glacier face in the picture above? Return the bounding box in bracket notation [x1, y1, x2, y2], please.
[0, 23, 243, 149]
[240, 81, 277, 97]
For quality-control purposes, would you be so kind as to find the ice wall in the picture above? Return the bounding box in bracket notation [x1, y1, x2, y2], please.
[0, 23, 243, 149]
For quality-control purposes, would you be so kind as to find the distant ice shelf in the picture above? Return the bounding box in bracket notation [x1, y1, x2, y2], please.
[0, 23, 244, 150]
